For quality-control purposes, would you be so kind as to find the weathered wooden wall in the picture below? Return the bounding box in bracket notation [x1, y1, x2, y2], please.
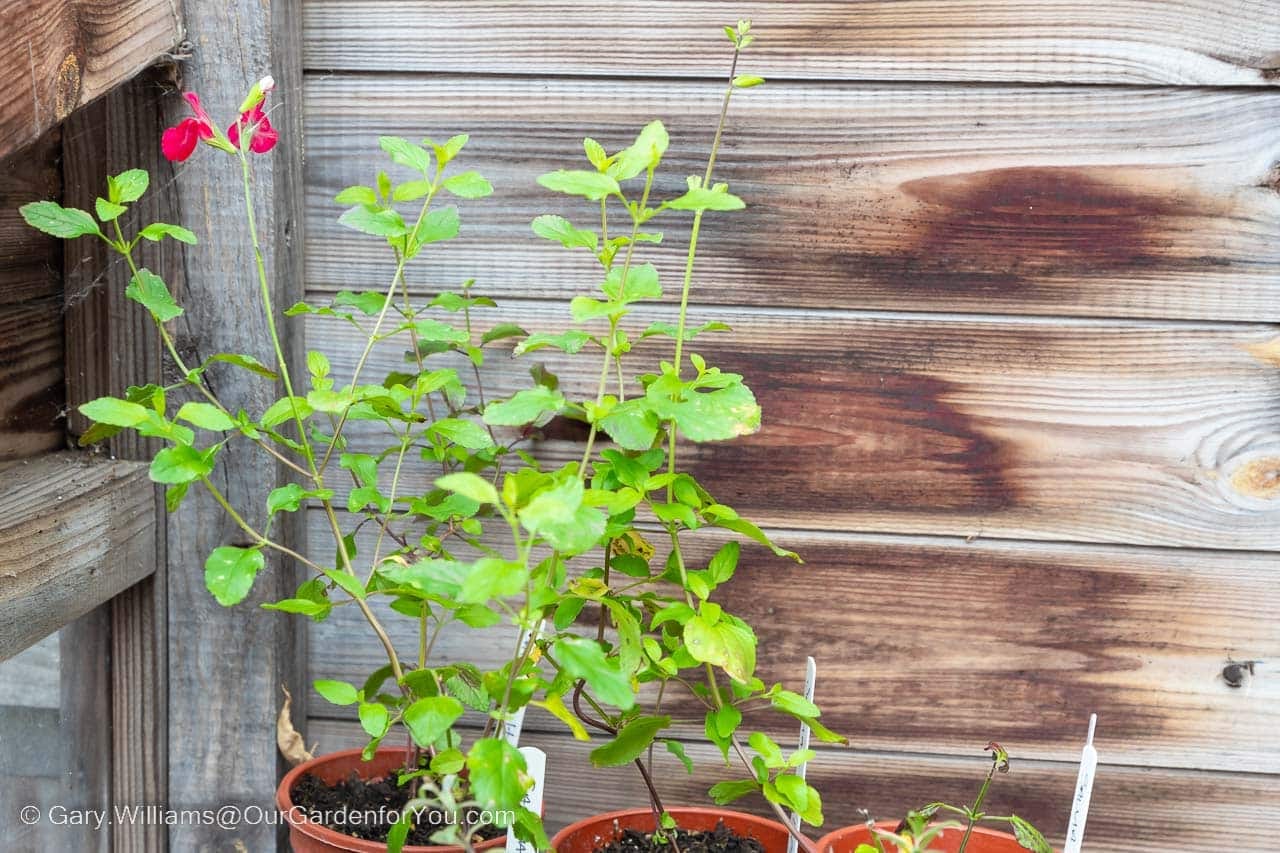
[0, 133, 64, 461]
[300, 3, 1280, 850]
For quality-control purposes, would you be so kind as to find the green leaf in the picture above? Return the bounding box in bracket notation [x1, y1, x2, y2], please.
[771, 689, 820, 719]
[1010, 816, 1053, 853]
[19, 201, 101, 239]
[109, 169, 149, 204]
[261, 597, 330, 618]
[513, 330, 592, 356]
[466, 738, 529, 811]
[537, 170, 620, 201]
[702, 507, 802, 561]
[428, 418, 494, 450]
[532, 695, 589, 741]
[125, 268, 183, 321]
[708, 541, 740, 584]
[206, 353, 277, 379]
[665, 740, 695, 774]
[647, 380, 760, 442]
[518, 476, 605, 556]
[602, 262, 662, 304]
[430, 748, 467, 775]
[392, 179, 432, 202]
[589, 715, 670, 767]
[530, 214, 598, 252]
[427, 133, 469, 165]
[137, 222, 197, 245]
[333, 289, 389, 316]
[359, 701, 390, 737]
[610, 120, 670, 181]
[709, 779, 758, 806]
[267, 483, 306, 514]
[732, 75, 766, 88]
[684, 613, 757, 683]
[335, 185, 377, 206]
[322, 568, 367, 601]
[599, 399, 660, 450]
[458, 558, 527, 604]
[483, 386, 565, 427]
[339, 205, 408, 238]
[150, 445, 214, 484]
[175, 402, 235, 431]
[583, 137, 609, 170]
[80, 397, 150, 427]
[379, 136, 433, 174]
[481, 322, 527, 346]
[442, 171, 493, 198]
[95, 198, 127, 222]
[204, 546, 265, 606]
[260, 396, 312, 428]
[435, 471, 499, 505]
[404, 696, 465, 747]
[411, 207, 460, 246]
[552, 637, 635, 710]
[665, 185, 746, 212]
[314, 679, 359, 706]
[411, 317, 467, 344]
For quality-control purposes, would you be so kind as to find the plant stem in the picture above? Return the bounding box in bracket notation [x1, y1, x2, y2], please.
[957, 759, 999, 853]
[239, 153, 314, 470]
[578, 171, 654, 476]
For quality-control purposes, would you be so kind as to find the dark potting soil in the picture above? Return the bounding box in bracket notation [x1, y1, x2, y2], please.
[291, 770, 503, 847]
[594, 821, 768, 853]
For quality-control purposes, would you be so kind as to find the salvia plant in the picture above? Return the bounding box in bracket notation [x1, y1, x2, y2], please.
[856, 745, 1051, 853]
[22, 19, 839, 853]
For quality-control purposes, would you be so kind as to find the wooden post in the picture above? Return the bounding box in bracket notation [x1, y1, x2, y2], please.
[157, 1, 307, 849]
[64, 70, 181, 853]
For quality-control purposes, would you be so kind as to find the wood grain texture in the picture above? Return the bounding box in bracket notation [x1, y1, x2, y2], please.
[304, 76, 1280, 322]
[161, 0, 308, 849]
[302, 1, 1280, 85]
[0, 0, 183, 159]
[304, 516, 1279, 774]
[0, 453, 154, 659]
[63, 71, 178, 853]
[309, 718, 1280, 853]
[306, 305, 1280, 550]
[0, 133, 64, 461]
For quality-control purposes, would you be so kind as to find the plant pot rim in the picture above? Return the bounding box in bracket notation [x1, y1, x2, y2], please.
[816, 820, 1058, 853]
[276, 746, 506, 853]
[550, 805, 793, 850]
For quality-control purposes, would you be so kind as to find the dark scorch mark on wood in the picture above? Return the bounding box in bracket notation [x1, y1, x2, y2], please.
[833, 166, 1226, 297]
[677, 363, 1018, 516]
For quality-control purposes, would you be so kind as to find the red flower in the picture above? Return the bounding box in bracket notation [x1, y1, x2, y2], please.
[161, 93, 217, 162]
[227, 102, 279, 155]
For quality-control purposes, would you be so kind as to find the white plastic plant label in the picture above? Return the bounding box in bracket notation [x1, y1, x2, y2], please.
[505, 746, 546, 853]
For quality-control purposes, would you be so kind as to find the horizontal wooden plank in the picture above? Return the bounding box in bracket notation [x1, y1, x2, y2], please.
[304, 516, 1278, 773]
[304, 77, 1280, 322]
[303, 1, 1280, 85]
[308, 718, 1280, 852]
[305, 305, 1280, 550]
[0, 0, 182, 159]
[0, 452, 155, 658]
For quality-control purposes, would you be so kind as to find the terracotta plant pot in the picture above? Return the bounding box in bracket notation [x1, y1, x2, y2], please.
[277, 747, 507, 852]
[550, 806, 793, 853]
[816, 821, 1053, 853]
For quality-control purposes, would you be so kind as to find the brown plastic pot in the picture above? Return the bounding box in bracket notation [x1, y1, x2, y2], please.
[277, 747, 507, 852]
[816, 821, 1053, 853]
[550, 807, 793, 853]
